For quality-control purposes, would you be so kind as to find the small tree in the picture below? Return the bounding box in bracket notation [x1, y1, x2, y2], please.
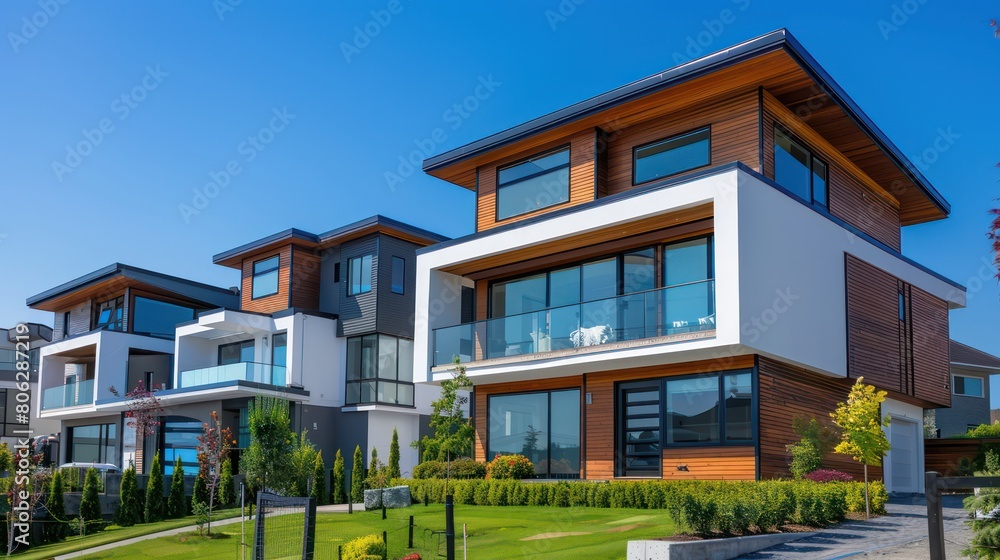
[413, 357, 474, 491]
[831, 377, 891, 519]
[45, 469, 67, 541]
[786, 416, 837, 479]
[350, 445, 365, 504]
[79, 468, 103, 533]
[332, 449, 346, 504]
[0, 443, 12, 475]
[197, 411, 233, 535]
[109, 381, 164, 472]
[311, 453, 328, 505]
[290, 431, 318, 497]
[219, 458, 235, 508]
[117, 466, 141, 527]
[388, 428, 401, 479]
[167, 456, 186, 518]
[242, 397, 294, 494]
[144, 452, 165, 523]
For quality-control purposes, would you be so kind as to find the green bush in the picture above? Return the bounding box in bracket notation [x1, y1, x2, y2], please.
[845, 481, 887, 515]
[311, 453, 328, 505]
[79, 468, 104, 533]
[167, 457, 186, 518]
[219, 458, 235, 508]
[192, 473, 208, 509]
[332, 450, 346, 504]
[45, 468, 68, 541]
[116, 466, 141, 527]
[351, 445, 365, 503]
[342, 533, 386, 560]
[412, 459, 487, 480]
[144, 453, 165, 523]
[485, 454, 534, 480]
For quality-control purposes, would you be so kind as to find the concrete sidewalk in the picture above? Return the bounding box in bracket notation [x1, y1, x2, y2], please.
[53, 503, 366, 559]
[739, 495, 969, 560]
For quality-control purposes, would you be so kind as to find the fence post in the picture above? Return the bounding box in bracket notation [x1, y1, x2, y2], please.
[445, 494, 456, 560]
[382, 531, 387, 560]
[408, 515, 414, 548]
[926, 471, 945, 560]
[347, 479, 353, 514]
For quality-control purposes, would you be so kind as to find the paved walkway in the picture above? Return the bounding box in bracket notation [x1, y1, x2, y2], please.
[739, 495, 969, 560]
[53, 503, 365, 559]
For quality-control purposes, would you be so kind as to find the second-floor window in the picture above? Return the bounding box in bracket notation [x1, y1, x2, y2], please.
[391, 256, 405, 294]
[219, 340, 254, 365]
[93, 296, 124, 331]
[61, 311, 71, 339]
[496, 147, 570, 221]
[252, 255, 280, 299]
[633, 127, 711, 185]
[774, 126, 828, 208]
[132, 296, 196, 339]
[348, 255, 373, 295]
[953, 374, 984, 398]
[346, 334, 414, 406]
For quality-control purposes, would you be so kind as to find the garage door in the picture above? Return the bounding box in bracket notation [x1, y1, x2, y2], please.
[889, 418, 919, 493]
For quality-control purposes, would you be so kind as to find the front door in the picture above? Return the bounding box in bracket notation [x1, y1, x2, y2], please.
[888, 417, 919, 493]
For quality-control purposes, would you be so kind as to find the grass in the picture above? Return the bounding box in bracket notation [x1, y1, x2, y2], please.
[14, 508, 243, 560]
[75, 505, 677, 560]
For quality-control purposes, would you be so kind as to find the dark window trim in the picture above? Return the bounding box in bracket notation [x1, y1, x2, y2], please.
[130, 294, 197, 339]
[250, 254, 281, 300]
[218, 339, 254, 366]
[632, 125, 712, 186]
[773, 124, 829, 209]
[495, 144, 573, 223]
[391, 256, 406, 295]
[953, 374, 985, 398]
[347, 254, 373, 296]
[485, 387, 582, 479]
[344, 333, 416, 406]
[92, 295, 125, 332]
[62, 311, 71, 339]
[615, 378, 662, 477]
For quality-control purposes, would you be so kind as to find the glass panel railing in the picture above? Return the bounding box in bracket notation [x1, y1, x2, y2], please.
[432, 279, 715, 366]
[41, 379, 95, 410]
[178, 362, 287, 388]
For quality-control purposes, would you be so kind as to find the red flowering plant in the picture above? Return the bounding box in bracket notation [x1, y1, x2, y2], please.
[485, 453, 535, 480]
[804, 468, 855, 483]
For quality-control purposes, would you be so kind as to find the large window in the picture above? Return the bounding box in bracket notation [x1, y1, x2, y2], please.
[488, 389, 580, 478]
[348, 255, 373, 295]
[219, 340, 254, 365]
[774, 127, 828, 208]
[346, 334, 414, 406]
[132, 296, 196, 338]
[271, 332, 287, 386]
[496, 147, 570, 221]
[391, 256, 406, 295]
[954, 375, 984, 398]
[162, 417, 202, 475]
[93, 296, 124, 331]
[252, 255, 280, 299]
[617, 371, 753, 476]
[633, 127, 711, 184]
[69, 423, 118, 464]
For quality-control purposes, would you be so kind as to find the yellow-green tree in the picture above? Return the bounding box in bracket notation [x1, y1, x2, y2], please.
[830, 377, 890, 519]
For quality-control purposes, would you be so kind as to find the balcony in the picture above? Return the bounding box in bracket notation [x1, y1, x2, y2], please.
[178, 362, 286, 388]
[433, 280, 716, 367]
[42, 379, 95, 410]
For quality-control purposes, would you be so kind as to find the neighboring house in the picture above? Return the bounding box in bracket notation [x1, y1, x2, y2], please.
[930, 340, 1000, 437]
[0, 323, 60, 452]
[28, 216, 447, 482]
[413, 29, 962, 495]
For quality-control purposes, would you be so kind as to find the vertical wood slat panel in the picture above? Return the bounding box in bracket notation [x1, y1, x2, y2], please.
[241, 245, 291, 314]
[289, 246, 322, 310]
[911, 286, 950, 407]
[845, 254, 903, 391]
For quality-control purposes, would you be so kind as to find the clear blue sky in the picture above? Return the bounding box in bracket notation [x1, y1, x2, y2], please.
[2, 2, 998, 400]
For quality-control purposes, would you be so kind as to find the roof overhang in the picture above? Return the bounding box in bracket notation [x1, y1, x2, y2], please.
[422, 29, 949, 226]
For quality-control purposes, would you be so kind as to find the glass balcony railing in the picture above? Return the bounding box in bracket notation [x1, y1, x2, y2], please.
[42, 379, 95, 410]
[432, 279, 716, 367]
[178, 362, 287, 388]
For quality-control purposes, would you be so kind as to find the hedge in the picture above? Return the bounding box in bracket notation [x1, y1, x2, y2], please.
[412, 459, 486, 480]
[397, 478, 888, 536]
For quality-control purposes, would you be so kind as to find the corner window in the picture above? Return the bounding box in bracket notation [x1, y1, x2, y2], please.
[391, 256, 405, 295]
[348, 255, 373, 295]
[774, 127, 828, 208]
[954, 375, 984, 398]
[94, 296, 125, 331]
[346, 334, 414, 406]
[497, 147, 570, 221]
[633, 127, 711, 185]
[251, 255, 280, 299]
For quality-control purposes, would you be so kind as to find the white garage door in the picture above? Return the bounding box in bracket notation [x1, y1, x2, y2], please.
[889, 418, 919, 493]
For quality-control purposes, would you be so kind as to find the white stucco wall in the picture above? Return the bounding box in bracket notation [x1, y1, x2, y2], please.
[882, 398, 925, 494]
[367, 409, 422, 478]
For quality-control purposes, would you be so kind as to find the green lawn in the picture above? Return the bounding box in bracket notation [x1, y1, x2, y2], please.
[14, 508, 243, 560]
[76, 505, 676, 560]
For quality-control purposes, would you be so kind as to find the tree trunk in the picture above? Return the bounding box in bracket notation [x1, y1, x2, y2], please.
[864, 463, 870, 520]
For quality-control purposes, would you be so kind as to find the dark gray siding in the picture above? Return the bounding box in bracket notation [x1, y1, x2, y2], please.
[296, 405, 370, 498]
[375, 235, 421, 339]
[935, 368, 992, 437]
[338, 235, 379, 337]
[318, 246, 342, 315]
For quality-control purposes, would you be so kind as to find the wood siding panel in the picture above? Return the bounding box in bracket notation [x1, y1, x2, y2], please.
[758, 357, 880, 481]
[55, 300, 93, 338]
[476, 129, 597, 231]
[376, 235, 421, 339]
[289, 246, 322, 310]
[845, 255, 903, 391]
[338, 235, 379, 337]
[761, 92, 902, 250]
[911, 286, 951, 407]
[661, 447, 756, 481]
[924, 438, 994, 476]
[241, 246, 291, 314]
[604, 89, 760, 195]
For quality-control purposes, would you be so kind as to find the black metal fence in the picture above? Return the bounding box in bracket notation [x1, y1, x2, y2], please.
[925, 471, 1000, 560]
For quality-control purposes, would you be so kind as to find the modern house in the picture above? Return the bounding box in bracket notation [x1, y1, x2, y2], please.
[0, 323, 60, 452]
[929, 340, 1000, 437]
[28, 216, 447, 480]
[413, 29, 963, 494]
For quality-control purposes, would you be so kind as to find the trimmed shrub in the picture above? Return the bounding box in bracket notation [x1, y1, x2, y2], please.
[116, 466, 141, 527]
[805, 469, 854, 483]
[167, 457, 187, 518]
[388, 428, 401, 480]
[219, 458, 235, 508]
[343, 533, 386, 560]
[351, 445, 365, 503]
[412, 459, 486, 480]
[486, 454, 534, 480]
[311, 453, 328, 506]
[846, 480, 887, 515]
[45, 469, 68, 541]
[332, 449, 346, 504]
[80, 468, 103, 533]
[144, 453, 165, 523]
[192, 472, 208, 509]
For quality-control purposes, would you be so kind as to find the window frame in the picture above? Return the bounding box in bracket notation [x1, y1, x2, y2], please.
[486, 387, 582, 479]
[632, 126, 712, 186]
[62, 311, 71, 339]
[495, 145, 572, 222]
[953, 374, 985, 398]
[345, 334, 415, 407]
[347, 255, 374, 296]
[250, 255, 281, 300]
[218, 339, 255, 366]
[391, 256, 406, 295]
[773, 125, 829, 209]
[93, 296, 125, 332]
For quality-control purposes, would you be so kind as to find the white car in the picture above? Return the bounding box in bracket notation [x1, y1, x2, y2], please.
[57, 462, 121, 473]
